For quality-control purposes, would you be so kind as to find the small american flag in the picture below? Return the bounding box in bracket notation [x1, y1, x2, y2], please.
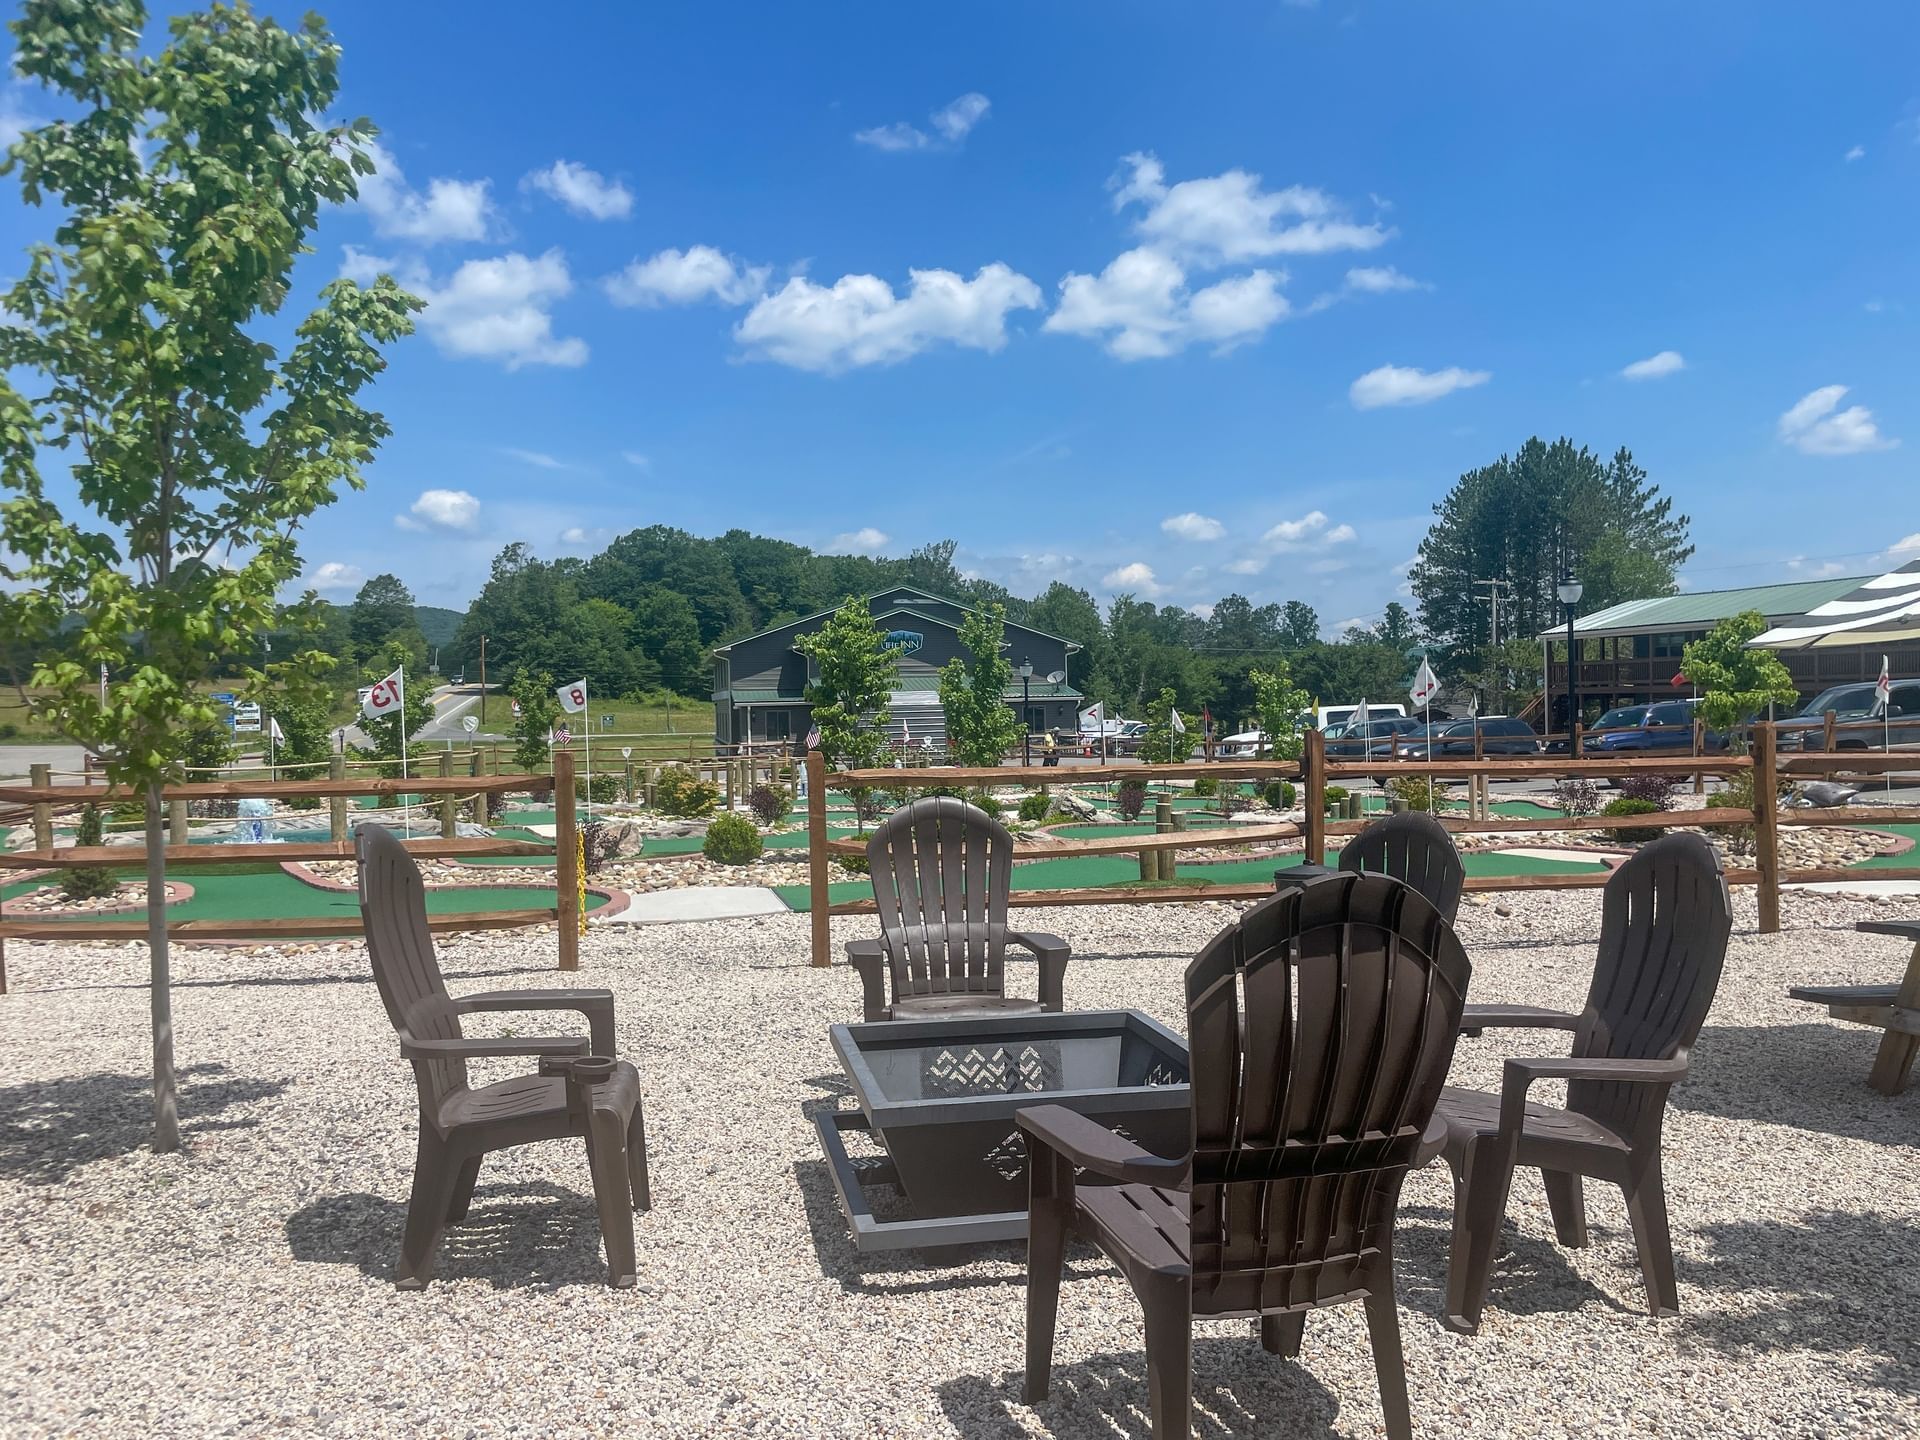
[552, 725, 572, 746]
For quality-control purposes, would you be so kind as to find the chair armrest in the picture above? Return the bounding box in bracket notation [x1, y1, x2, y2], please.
[455, 987, 616, 1056]
[1499, 1054, 1689, 1136]
[1459, 1004, 1583, 1039]
[1009, 931, 1070, 1012]
[845, 938, 889, 1023]
[401, 1035, 590, 1062]
[1016, 1104, 1189, 1187]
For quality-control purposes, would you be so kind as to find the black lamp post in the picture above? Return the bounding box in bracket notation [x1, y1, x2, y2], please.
[1018, 657, 1034, 766]
[1557, 572, 1584, 743]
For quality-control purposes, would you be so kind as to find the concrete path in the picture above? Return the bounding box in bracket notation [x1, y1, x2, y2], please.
[598, 886, 787, 924]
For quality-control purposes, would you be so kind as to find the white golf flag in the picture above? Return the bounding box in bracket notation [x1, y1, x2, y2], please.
[1409, 657, 1440, 706]
[1081, 702, 1104, 728]
[556, 678, 588, 714]
[361, 667, 404, 718]
[1170, 707, 1186, 734]
[269, 716, 285, 743]
[1874, 655, 1892, 714]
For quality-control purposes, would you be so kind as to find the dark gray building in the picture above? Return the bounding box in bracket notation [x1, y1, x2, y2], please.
[711, 586, 1084, 748]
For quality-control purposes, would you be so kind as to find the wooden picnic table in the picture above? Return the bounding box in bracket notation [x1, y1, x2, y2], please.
[1788, 920, 1920, 1095]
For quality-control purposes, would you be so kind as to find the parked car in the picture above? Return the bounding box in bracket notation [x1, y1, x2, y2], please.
[1776, 679, 1920, 752]
[1110, 720, 1151, 755]
[1325, 716, 1424, 758]
[1582, 699, 1726, 755]
[1214, 729, 1267, 758]
[1396, 716, 1541, 762]
[1317, 702, 1408, 731]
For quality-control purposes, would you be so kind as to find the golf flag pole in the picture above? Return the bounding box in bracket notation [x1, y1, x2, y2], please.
[1410, 656, 1440, 813]
[1876, 655, 1892, 794]
[556, 679, 590, 820]
[1170, 703, 1186, 762]
[360, 665, 410, 832]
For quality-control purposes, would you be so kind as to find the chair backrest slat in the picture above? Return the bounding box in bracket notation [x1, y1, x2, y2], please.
[1188, 873, 1471, 1319]
[1337, 811, 1465, 923]
[867, 797, 1014, 1000]
[356, 824, 468, 1114]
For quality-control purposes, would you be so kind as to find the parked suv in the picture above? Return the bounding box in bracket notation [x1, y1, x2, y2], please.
[1582, 699, 1727, 755]
[1776, 679, 1920, 752]
[1326, 716, 1424, 758]
[1396, 716, 1540, 761]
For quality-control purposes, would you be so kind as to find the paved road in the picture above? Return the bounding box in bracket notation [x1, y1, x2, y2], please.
[0, 744, 89, 784]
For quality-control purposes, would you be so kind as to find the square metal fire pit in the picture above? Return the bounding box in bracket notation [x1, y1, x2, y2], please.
[817, 1009, 1190, 1252]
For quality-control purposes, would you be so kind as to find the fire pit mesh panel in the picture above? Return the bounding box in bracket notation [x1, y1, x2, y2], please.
[922, 1043, 1062, 1098]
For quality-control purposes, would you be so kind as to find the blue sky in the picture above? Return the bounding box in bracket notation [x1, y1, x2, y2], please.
[5, 0, 1919, 628]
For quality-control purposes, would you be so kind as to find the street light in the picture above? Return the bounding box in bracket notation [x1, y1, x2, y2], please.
[1018, 656, 1034, 767]
[1557, 572, 1584, 742]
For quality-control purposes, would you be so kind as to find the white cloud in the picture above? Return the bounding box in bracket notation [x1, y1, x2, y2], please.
[357, 140, 495, 244]
[734, 263, 1041, 372]
[1889, 533, 1920, 556]
[344, 246, 588, 370]
[1110, 152, 1390, 264]
[855, 92, 991, 152]
[1785, 556, 1848, 578]
[1777, 384, 1898, 456]
[1260, 511, 1355, 549]
[522, 160, 632, 220]
[1324, 523, 1357, 544]
[0, 83, 43, 150]
[503, 447, 565, 469]
[1224, 556, 1265, 575]
[828, 527, 890, 554]
[396, 488, 481, 533]
[1187, 603, 1216, 620]
[1343, 265, 1424, 294]
[1161, 511, 1226, 541]
[307, 561, 364, 593]
[1045, 247, 1287, 359]
[1101, 561, 1164, 597]
[1621, 349, 1686, 381]
[604, 245, 770, 307]
[1846, 144, 1865, 162]
[559, 526, 590, 545]
[621, 450, 651, 469]
[1349, 363, 1489, 409]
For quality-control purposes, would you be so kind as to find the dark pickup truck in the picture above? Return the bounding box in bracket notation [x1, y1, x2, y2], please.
[1776, 679, 1920, 752]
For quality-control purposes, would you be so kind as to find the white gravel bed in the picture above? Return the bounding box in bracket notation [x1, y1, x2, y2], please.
[1, 887, 1915, 1438]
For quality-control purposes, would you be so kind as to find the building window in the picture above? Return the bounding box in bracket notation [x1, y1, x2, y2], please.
[1650, 632, 1697, 658]
[763, 711, 791, 742]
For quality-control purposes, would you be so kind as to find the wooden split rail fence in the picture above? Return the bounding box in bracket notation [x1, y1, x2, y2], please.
[801, 726, 1920, 967]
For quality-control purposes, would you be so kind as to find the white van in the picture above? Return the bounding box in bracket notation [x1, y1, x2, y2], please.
[1318, 702, 1406, 732]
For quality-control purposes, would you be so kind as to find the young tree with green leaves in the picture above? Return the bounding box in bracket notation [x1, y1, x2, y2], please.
[1134, 687, 1192, 765]
[939, 603, 1022, 767]
[510, 668, 562, 775]
[0, 1, 417, 1150]
[1248, 663, 1313, 761]
[1680, 611, 1798, 748]
[795, 595, 898, 770]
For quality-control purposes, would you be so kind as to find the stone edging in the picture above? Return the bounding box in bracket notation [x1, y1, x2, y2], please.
[0, 874, 196, 916]
[276, 858, 632, 920]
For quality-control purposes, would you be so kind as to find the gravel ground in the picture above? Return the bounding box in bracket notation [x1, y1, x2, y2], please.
[1, 887, 1916, 1439]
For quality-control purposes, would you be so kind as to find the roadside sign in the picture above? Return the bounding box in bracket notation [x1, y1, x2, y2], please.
[462, 715, 479, 733]
[600, 713, 614, 731]
[621, 746, 633, 759]
[211, 691, 235, 704]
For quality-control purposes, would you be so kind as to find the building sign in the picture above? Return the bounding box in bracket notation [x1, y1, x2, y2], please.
[882, 630, 925, 656]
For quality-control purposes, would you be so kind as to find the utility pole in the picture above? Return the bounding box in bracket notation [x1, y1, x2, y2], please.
[1473, 578, 1509, 712]
[477, 634, 488, 726]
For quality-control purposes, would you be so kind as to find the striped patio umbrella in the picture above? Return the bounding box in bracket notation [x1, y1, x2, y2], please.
[1749, 555, 1920, 648]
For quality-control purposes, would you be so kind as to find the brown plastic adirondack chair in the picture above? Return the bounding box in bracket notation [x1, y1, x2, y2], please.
[847, 795, 1069, 1022]
[355, 824, 651, 1289]
[1338, 810, 1465, 922]
[1435, 830, 1731, 1333]
[1019, 872, 1472, 1440]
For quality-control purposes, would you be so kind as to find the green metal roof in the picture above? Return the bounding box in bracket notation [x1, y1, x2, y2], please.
[721, 689, 800, 704]
[1537, 574, 1874, 641]
[711, 586, 1085, 655]
[888, 674, 1082, 698]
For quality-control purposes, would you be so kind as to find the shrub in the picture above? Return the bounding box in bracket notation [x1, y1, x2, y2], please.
[1191, 775, 1219, 798]
[703, 812, 764, 865]
[1705, 768, 1788, 848]
[1602, 796, 1663, 842]
[1017, 792, 1051, 823]
[837, 851, 870, 875]
[580, 820, 626, 875]
[963, 787, 1004, 819]
[1116, 780, 1148, 821]
[1324, 785, 1349, 808]
[61, 806, 119, 903]
[1614, 773, 1678, 810]
[587, 773, 620, 805]
[0, 720, 18, 739]
[1550, 777, 1601, 817]
[848, 786, 888, 825]
[1262, 779, 1297, 810]
[1386, 775, 1448, 813]
[654, 764, 718, 818]
[748, 784, 791, 828]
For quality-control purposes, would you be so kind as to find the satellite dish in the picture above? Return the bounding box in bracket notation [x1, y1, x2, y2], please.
[461, 715, 478, 733]
[1046, 670, 1067, 685]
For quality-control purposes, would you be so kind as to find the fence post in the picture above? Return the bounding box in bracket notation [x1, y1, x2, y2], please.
[328, 752, 348, 844]
[807, 750, 830, 968]
[1153, 796, 1176, 881]
[1755, 723, 1781, 935]
[555, 748, 580, 970]
[624, 758, 636, 802]
[28, 763, 51, 851]
[1823, 709, 1837, 752]
[439, 751, 457, 839]
[1693, 718, 1705, 796]
[1303, 728, 1326, 865]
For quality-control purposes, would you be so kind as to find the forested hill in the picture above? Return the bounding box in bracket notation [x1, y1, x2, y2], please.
[412, 606, 465, 649]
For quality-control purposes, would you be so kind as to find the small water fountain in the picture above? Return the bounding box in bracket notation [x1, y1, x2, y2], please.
[232, 797, 278, 844]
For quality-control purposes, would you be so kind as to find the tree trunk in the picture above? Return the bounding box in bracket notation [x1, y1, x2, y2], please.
[146, 780, 180, 1153]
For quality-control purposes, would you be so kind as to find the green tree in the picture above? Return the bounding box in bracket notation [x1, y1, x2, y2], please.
[1279, 601, 1321, 649]
[510, 667, 561, 775]
[349, 573, 416, 656]
[355, 640, 434, 785]
[0, 1, 416, 1149]
[62, 804, 119, 903]
[629, 588, 706, 696]
[1680, 611, 1798, 746]
[795, 595, 897, 769]
[1134, 687, 1192, 765]
[1248, 663, 1313, 761]
[939, 602, 1022, 767]
[1024, 582, 1103, 689]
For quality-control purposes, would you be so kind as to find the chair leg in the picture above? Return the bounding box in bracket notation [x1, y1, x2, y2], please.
[1445, 1138, 1517, 1335]
[1141, 1282, 1192, 1440]
[1260, 1313, 1306, 1358]
[1364, 1290, 1415, 1440]
[626, 1092, 652, 1212]
[445, 1155, 482, 1223]
[1542, 1169, 1588, 1249]
[397, 1130, 459, 1290]
[1022, 1195, 1070, 1404]
[1623, 1159, 1679, 1317]
[585, 1109, 638, 1289]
